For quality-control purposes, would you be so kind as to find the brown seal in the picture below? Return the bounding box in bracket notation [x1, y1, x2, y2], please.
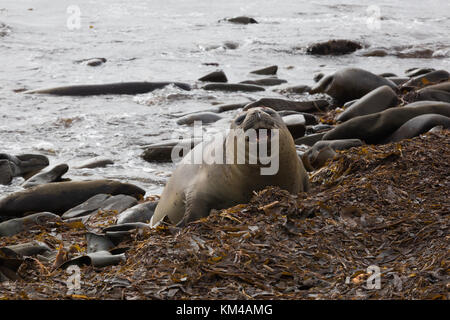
[151, 107, 309, 227]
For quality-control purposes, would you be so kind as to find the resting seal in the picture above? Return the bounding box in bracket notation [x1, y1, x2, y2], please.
[336, 85, 398, 122]
[24, 82, 191, 96]
[0, 180, 145, 217]
[323, 101, 450, 144]
[0, 153, 49, 184]
[302, 139, 364, 171]
[383, 114, 450, 143]
[310, 67, 397, 103]
[151, 107, 310, 227]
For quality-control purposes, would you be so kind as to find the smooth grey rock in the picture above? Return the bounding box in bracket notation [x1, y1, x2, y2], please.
[62, 194, 138, 219]
[198, 70, 228, 83]
[282, 115, 306, 139]
[4, 241, 52, 257]
[22, 163, 69, 188]
[294, 132, 326, 146]
[141, 138, 202, 163]
[0, 212, 60, 237]
[116, 201, 158, 224]
[250, 65, 277, 75]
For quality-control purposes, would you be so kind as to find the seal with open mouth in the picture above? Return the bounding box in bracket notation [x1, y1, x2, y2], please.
[150, 106, 310, 227]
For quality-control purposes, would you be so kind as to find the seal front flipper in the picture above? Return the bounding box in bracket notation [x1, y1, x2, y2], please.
[176, 188, 212, 228]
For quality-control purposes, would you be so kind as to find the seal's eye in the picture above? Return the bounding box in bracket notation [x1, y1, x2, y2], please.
[264, 109, 276, 116]
[234, 114, 246, 125]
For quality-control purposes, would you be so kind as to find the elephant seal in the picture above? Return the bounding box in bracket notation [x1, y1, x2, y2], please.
[379, 73, 397, 78]
[383, 114, 450, 143]
[413, 88, 450, 103]
[301, 139, 364, 171]
[243, 98, 329, 112]
[150, 107, 310, 227]
[75, 157, 114, 169]
[226, 16, 258, 24]
[25, 82, 191, 96]
[202, 83, 265, 92]
[323, 101, 450, 144]
[401, 70, 449, 89]
[240, 78, 287, 86]
[418, 81, 450, 93]
[0, 160, 14, 185]
[0, 154, 49, 184]
[0, 180, 145, 217]
[386, 77, 410, 86]
[176, 112, 223, 125]
[405, 68, 435, 77]
[336, 85, 398, 122]
[22, 163, 69, 188]
[310, 67, 397, 103]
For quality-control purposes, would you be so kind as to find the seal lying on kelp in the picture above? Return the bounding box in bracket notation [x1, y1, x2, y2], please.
[0, 180, 145, 216]
[151, 107, 310, 227]
[323, 101, 450, 144]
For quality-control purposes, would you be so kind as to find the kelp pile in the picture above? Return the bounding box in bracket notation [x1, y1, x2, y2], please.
[1, 131, 449, 300]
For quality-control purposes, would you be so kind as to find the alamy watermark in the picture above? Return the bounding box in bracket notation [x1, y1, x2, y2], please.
[366, 5, 381, 30]
[66, 5, 81, 30]
[170, 122, 280, 176]
[366, 265, 381, 289]
[66, 265, 81, 295]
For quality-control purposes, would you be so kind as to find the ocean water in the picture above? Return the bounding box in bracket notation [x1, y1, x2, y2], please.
[0, 0, 449, 196]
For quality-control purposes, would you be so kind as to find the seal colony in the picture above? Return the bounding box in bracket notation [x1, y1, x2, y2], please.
[8, 65, 449, 228]
[2, 31, 450, 298]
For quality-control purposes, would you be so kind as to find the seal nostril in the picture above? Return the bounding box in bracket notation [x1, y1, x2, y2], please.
[257, 112, 262, 121]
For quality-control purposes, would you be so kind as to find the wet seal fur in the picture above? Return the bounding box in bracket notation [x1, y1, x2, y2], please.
[383, 114, 450, 143]
[301, 139, 364, 171]
[310, 67, 397, 103]
[0, 154, 49, 185]
[25, 82, 191, 96]
[0, 180, 145, 217]
[151, 107, 309, 227]
[323, 101, 450, 144]
[336, 85, 398, 122]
